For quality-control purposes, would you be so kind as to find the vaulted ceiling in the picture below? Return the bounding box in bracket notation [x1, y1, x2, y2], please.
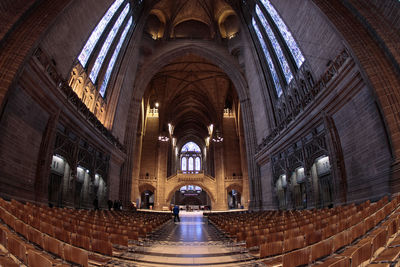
[145, 0, 240, 39]
[144, 54, 237, 140]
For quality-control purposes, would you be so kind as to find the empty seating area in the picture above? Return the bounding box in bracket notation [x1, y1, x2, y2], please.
[209, 195, 400, 267]
[0, 197, 170, 266]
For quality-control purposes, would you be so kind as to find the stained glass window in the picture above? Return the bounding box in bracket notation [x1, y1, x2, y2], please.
[99, 17, 133, 97]
[78, 0, 125, 68]
[188, 157, 194, 171]
[89, 3, 130, 83]
[181, 157, 187, 171]
[195, 157, 201, 171]
[259, 0, 305, 68]
[256, 5, 293, 84]
[252, 18, 282, 97]
[181, 142, 201, 152]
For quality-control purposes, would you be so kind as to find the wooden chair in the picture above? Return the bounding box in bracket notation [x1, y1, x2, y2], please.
[0, 226, 8, 248]
[0, 254, 19, 267]
[53, 227, 70, 244]
[282, 247, 310, 267]
[7, 235, 27, 264]
[333, 230, 349, 252]
[284, 235, 305, 253]
[371, 228, 388, 257]
[27, 225, 44, 248]
[92, 230, 109, 241]
[40, 221, 54, 237]
[27, 249, 52, 267]
[259, 241, 283, 258]
[70, 233, 91, 251]
[306, 230, 323, 246]
[374, 247, 400, 262]
[63, 243, 88, 267]
[110, 233, 128, 247]
[310, 238, 333, 262]
[43, 235, 64, 258]
[91, 239, 113, 256]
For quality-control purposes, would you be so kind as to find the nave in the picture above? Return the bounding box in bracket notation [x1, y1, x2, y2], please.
[110, 211, 263, 266]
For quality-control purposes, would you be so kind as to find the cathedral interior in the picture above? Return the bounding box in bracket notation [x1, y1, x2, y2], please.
[0, 0, 400, 266]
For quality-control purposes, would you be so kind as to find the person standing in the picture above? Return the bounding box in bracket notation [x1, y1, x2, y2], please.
[93, 196, 99, 210]
[173, 205, 180, 222]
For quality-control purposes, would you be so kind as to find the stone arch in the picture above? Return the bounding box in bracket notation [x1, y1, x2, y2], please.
[166, 182, 216, 205]
[226, 183, 242, 194]
[139, 183, 156, 194]
[124, 41, 261, 209]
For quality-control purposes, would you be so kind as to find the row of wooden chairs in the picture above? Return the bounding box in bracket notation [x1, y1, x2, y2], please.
[0, 223, 87, 266]
[0, 197, 171, 266]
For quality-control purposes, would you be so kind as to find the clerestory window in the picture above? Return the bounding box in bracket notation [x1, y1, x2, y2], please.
[252, 0, 305, 98]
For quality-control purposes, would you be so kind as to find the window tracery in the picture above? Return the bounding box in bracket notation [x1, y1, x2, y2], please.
[89, 3, 130, 83]
[252, 18, 283, 97]
[99, 17, 133, 97]
[180, 142, 202, 173]
[259, 0, 305, 68]
[256, 5, 293, 84]
[78, 0, 125, 67]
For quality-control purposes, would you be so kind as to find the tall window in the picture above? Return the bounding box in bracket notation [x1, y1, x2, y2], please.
[78, 0, 125, 67]
[99, 17, 133, 97]
[252, 19, 282, 97]
[89, 3, 130, 83]
[180, 142, 202, 173]
[259, 0, 305, 68]
[252, 0, 305, 97]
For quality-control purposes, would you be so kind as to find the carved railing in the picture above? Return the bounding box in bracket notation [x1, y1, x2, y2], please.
[225, 176, 243, 181]
[177, 170, 204, 174]
[257, 49, 351, 152]
[167, 170, 216, 182]
[139, 175, 157, 181]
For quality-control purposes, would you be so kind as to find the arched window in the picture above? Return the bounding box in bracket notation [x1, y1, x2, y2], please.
[78, 0, 125, 67]
[99, 17, 133, 97]
[255, 5, 293, 84]
[181, 142, 201, 152]
[89, 3, 130, 83]
[252, 19, 282, 97]
[180, 142, 202, 173]
[181, 157, 187, 171]
[259, 0, 305, 68]
[195, 157, 201, 171]
[252, 0, 305, 98]
[188, 157, 194, 171]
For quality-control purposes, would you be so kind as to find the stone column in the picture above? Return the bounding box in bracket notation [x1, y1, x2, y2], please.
[213, 142, 227, 210]
[34, 110, 61, 204]
[130, 131, 143, 204]
[155, 140, 169, 210]
[238, 125, 250, 209]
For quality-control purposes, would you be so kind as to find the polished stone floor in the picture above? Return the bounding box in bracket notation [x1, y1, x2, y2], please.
[107, 211, 267, 266]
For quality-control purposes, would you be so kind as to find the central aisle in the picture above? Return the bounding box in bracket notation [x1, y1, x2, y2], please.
[109, 211, 266, 266]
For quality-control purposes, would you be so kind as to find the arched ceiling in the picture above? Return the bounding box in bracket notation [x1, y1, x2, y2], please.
[146, 0, 239, 39]
[145, 54, 237, 140]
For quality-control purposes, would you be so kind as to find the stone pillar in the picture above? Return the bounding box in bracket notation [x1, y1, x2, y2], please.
[130, 131, 143, 204]
[155, 140, 169, 210]
[238, 125, 250, 209]
[34, 110, 61, 204]
[213, 142, 227, 210]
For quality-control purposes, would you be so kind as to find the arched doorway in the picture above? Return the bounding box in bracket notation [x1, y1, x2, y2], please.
[170, 185, 212, 210]
[228, 190, 241, 209]
[226, 184, 243, 209]
[141, 190, 154, 209]
[139, 184, 156, 209]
